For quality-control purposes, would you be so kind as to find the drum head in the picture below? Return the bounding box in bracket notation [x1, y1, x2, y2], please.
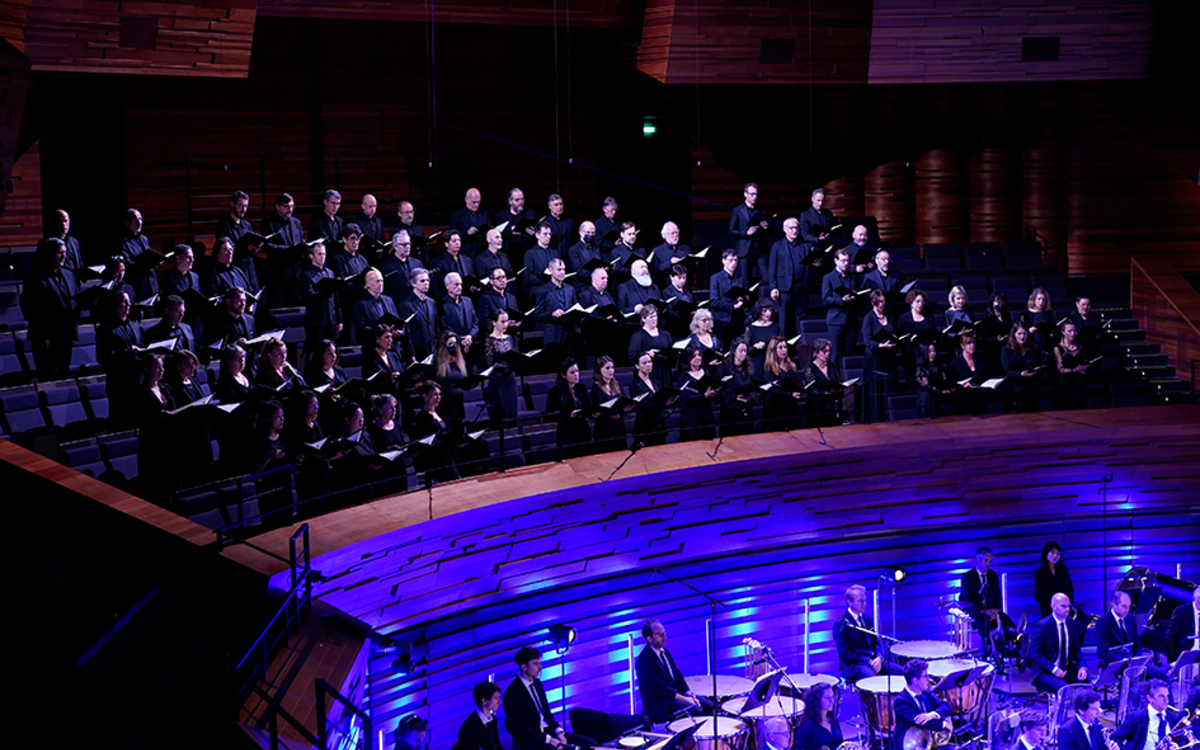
[722, 696, 805, 718]
[927, 658, 994, 678]
[619, 738, 648, 748]
[891, 640, 959, 661]
[855, 676, 906, 694]
[668, 717, 746, 738]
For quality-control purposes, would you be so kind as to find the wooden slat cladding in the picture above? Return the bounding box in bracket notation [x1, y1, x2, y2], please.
[0, 39, 30, 218]
[21, 0, 255, 77]
[639, 0, 874, 85]
[1131, 257, 1200, 384]
[868, 0, 1153, 84]
[0, 140, 42, 245]
[255, 0, 639, 27]
[0, 0, 32, 53]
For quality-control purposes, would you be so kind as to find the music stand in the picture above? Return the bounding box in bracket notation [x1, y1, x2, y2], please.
[1094, 655, 1151, 690]
[932, 665, 982, 695]
[739, 668, 785, 715]
[1168, 650, 1200, 682]
[646, 721, 702, 750]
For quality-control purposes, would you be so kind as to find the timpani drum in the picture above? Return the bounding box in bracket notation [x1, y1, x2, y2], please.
[686, 675, 757, 699]
[927, 658, 995, 717]
[721, 696, 805, 750]
[891, 640, 959, 664]
[855, 675, 907, 739]
[668, 716, 749, 750]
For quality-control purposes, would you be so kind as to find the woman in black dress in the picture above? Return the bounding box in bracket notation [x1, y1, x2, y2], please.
[1000, 322, 1040, 411]
[945, 285, 974, 330]
[305, 339, 348, 390]
[914, 341, 954, 419]
[590, 356, 628, 454]
[286, 390, 336, 504]
[483, 309, 519, 432]
[546, 358, 592, 460]
[794, 682, 843, 750]
[861, 289, 898, 423]
[429, 330, 470, 432]
[627, 305, 672, 369]
[215, 343, 253, 404]
[717, 338, 756, 437]
[743, 298, 779, 381]
[1033, 541, 1075, 618]
[898, 288, 935, 388]
[132, 353, 177, 504]
[1054, 321, 1090, 410]
[980, 291, 1013, 369]
[688, 309, 719, 353]
[412, 381, 455, 483]
[367, 393, 409, 496]
[327, 400, 380, 507]
[362, 325, 406, 391]
[163, 349, 213, 486]
[257, 338, 305, 391]
[763, 336, 803, 432]
[948, 332, 988, 416]
[802, 338, 843, 429]
[246, 399, 294, 524]
[629, 351, 672, 448]
[1022, 287, 1056, 353]
[675, 345, 718, 442]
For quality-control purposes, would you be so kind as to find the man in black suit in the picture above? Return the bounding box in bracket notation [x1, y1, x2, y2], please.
[449, 187, 489, 258]
[1030, 593, 1090, 692]
[145, 295, 196, 354]
[1112, 679, 1178, 750]
[21, 237, 80, 380]
[208, 287, 256, 348]
[119, 207, 159, 303]
[297, 242, 341, 353]
[477, 267, 518, 332]
[522, 223, 560, 302]
[349, 193, 385, 247]
[861, 247, 899, 317]
[51, 209, 84, 271]
[1097, 590, 1166, 678]
[350, 269, 399, 345]
[618, 260, 662, 315]
[400, 268, 439, 362]
[476, 228, 514, 281]
[768, 217, 807, 337]
[959, 546, 1002, 648]
[1016, 714, 1049, 750]
[1166, 585, 1200, 662]
[453, 681, 503, 750]
[728, 182, 769, 286]
[893, 659, 953, 750]
[391, 201, 425, 252]
[379, 231, 424, 305]
[308, 189, 345, 243]
[821, 249, 858, 366]
[441, 272, 478, 351]
[709, 250, 746, 348]
[536, 258, 577, 351]
[594, 197, 620, 253]
[216, 190, 261, 295]
[432, 231, 475, 301]
[545, 194, 575, 253]
[649, 222, 689, 275]
[496, 188, 537, 268]
[634, 619, 712, 724]
[566, 222, 603, 291]
[262, 193, 306, 307]
[832, 583, 898, 682]
[1057, 691, 1115, 750]
[504, 646, 593, 750]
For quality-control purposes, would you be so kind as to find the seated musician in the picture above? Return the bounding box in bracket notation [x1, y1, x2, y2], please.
[634, 619, 714, 725]
[1097, 590, 1166, 679]
[832, 584, 898, 682]
[959, 547, 1002, 652]
[1165, 585, 1200, 662]
[1016, 713, 1049, 750]
[503, 646, 595, 750]
[395, 715, 429, 750]
[893, 659, 953, 750]
[1030, 593, 1090, 692]
[793, 681, 842, 750]
[452, 681, 503, 750]
[1111, 679, 1179, 750]
[1057, 691, 1117, 750]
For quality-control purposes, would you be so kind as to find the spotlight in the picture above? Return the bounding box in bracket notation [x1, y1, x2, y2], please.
[880, 566, 907, 587]
[549, 624, 577, 647]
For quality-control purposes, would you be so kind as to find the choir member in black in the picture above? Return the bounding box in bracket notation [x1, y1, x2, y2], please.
[536, 259, 577, 351]
[120, 208, 159, 302]
[391, 201, 425, 255]
[1070, 296, 1105, 358]
[349, 194, 385, 248]
[401, 268, 439, 361]
[545, 358, 592, 460]
[1033, 541, 1075, 619]
[214, 343, 252, 403]
[594, 196, 620, 253]
[496, 188, 537, 268]
[475, 228, 514, 281]
[263, 193, 305, 307]
[308, 189, 344, 244]
[545, 194, 574, 253]
[981, 291, 1013, 366]
[478, 267, 518, 331]
[395, 716, 430, 750]
[630, 352, 671, 448]
[286, 390, 336, 504]
[729, 182, 770, 286]
[718, 339, 756, 437]
[898, 289, 934, 387]
[351, 268, 399, 345]
[298, 242, 342, 353]
[676, 345, 717, 442]
[650, 221, 689, 274]
[606, 222, 640, 286]
[914, 342, 954, 419]
[327, 400, 381, 507]
[247, 400, 292, 523]
[579, 264, 615, 310]
[504, 646, 596, 750]
[945, 286, 973, 330]
[161, 245, 206, 346]
[959, 547, 1002, 648]
[618, 260, 662, 315]
[800, 189, 835, 281]
[744, 297, 779, 381]
[521, 223, 559, 300]
[763, 336, 803, 432]
[567, 221, 603, 290]
[628, 305, 671, 373]
[97, 291, 146, 429]
[708, 250, 745, 347]
[662, 264, 694, 339]
[861, 249, 899, 317]
[483, 310, 520, 432]
[329, 225, 370, 326]
[893, 659, 954, 750]
[362, 325, 406, 394]
[412, 381, 453, 482]
[590, 357, 628, 454]
[689, 309, 719, 353]
[802, 338, 842, 428]
[822, 249, 858, 366]
[52, 209, 84, 271]
[441, 272, 478, 352]
[209, 287, 256, 348]
[132, 353, 177, 504]
[948, 333, 988, 415]
[1054, 321, 1090, 410]
[94, 257, 136, 317]
[430, 331, 470, 432]
[20, 237, 79, 380]
[145, 295, 197, 354]
[366, 393, 408, 496]
[862, 289, 898, 423]
[794, 682, 843, 750]
[1001, 323, 1040, 410]
[304, 340, 348, 390]
[205, 237, 254, 299]
[257, 338, 303, 390]
[768, 216, 807, 335]
[216, 191, 261, 294]
[379, 231, 424, 305]
[1022, 287, 1056, 354]
[449, 187, 488, 258]
[453, 681, 503, 750]
[433, 230, 475, 301]
[164, 349, 214, 486]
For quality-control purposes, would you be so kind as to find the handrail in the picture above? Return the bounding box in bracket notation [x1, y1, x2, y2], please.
[316, 678, 374, 750]
[241, 679, 322, 749]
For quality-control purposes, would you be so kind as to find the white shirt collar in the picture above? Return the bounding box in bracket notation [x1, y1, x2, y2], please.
[519, 674, 536, 690]
[477, 709, 494, 725]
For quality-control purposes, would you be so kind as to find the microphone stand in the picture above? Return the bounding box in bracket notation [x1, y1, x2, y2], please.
[604, 395, 681, 482]
[760, 645, 801, 722]
[653, 564, 728, 750]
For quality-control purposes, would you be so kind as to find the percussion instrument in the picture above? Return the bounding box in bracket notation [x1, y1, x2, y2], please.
[620, 738, 648, 748]
[902, 726, 952, 750]
[721, 696, 805, 750]
[927, 658, 995, 717]
[855, 675, 906, 738]
[667, 716, 749, 750]
[891, 640, 959, 664]
[686, 674, 756, 698]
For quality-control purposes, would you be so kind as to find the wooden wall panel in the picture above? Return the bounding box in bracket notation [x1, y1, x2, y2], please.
[0, 38, 29, 218]
[1131, 257, 1200, 384]
[865, 160, 915, 245]
[0, 139, 42, 245]
[21, 0, 255, 77]
[970, 148, 1019, 243]
[0, 0, 32, 53]
[869, 0, 1154, 84]
[915, 149, 968, 245]
[820, 174, 864, 218]
[256, 0, 639, 27]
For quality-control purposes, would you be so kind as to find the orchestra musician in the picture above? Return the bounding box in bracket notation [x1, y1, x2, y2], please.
[793, 682, 842, 750]
[1165, 585, 1200, 661]
[1030, 593, 1090, 692]
[503, 647, 595, 750]
[1033, 541, 1076, 619]
[394, 715, 429, 750]
[893, 659, 953, 750]
[1016, 714, 1049, 750]
[634, 619, 714, 724]
[959, 547, 1002, 647]
[1111, 679, 1179, 750]
[1056, 692, 1118, 750]
[452, 681, 504, 750]
[833, 584, 898, 682]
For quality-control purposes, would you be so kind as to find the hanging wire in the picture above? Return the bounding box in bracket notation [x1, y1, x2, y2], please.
[694, 0, 702, 167]
[424, 0, 438, 169]
[566, 0, 574, 164]
[807, 0, 814, 186]
[553, 0, 561, 192]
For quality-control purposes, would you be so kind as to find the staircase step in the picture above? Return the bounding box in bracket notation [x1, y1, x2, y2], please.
[1107, 319, 1140, 331]
[1121, 342, 1160, 356]
[1126, 354, 1169, 367]
[1148, 379, 1192, 394]
[1130, 365, 1178, 379]
[1113, 330, 1146, 342]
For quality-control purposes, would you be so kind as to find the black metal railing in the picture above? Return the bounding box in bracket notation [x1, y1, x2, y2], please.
[317, 678, 374, 750]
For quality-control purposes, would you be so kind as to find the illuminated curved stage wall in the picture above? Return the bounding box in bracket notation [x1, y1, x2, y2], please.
[272, 420, 1200, 747]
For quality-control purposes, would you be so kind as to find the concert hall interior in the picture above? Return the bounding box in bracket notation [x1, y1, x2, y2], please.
[2, 1, 1200, 750]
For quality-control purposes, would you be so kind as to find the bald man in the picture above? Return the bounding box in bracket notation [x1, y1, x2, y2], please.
[1030, 593, 1090, 691]
[350, 193, 385, 245]
[475, 228, 514, 280]
[450, 187, 490, 257]
[566, 221, 602, 289]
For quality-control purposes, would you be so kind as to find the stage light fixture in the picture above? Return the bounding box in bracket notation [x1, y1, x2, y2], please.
[549, 624, 577, 647]
[880, 566, 906, 586]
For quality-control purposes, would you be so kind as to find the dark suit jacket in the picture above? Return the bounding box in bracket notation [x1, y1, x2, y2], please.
[729, 203, 764, 258]
[1030, 615, 1088, 679]
[477, 289, 518, 329]
[207, 310, 256, 347]
[894, 689, 951, 750]
[308, 213, 345, 243]
[144, 321, 196, 354]
[400, 294, 440, 361]
[449, 207, 490, 254]
[1095, 610, 1143, 666]
[441, 295, 479, 340]
[650, 243, 688, 273]
[453, 712, 501, 750]
[536, 283, 576, 346]
[566, 241, 603, 286]
[862, 269, 899, 295]
[503, 677, 560, 750]
[21, 267, 79, 342]
[379, 255, 424, 304]
[298, 265, 341, 329]
[635, 645, 690, 723]
[1166, 603, 1198, 661]
[1058, 717, 1107, 750]
[432, 252, 475, 299]
[618, 280, 661, 314]
[708, 270, 739, 326]
[263, 214, 306, 253]
[800, 207, 835, 245]
[832, 610, 881, 678]
[768, 237, 805, 295]
[1112, 707, 1180, 750]
[351, 293, 399, 345]
[521, 247, 559, 295]
[959, 568, 1001, 612]
[822, 270, 858, 327]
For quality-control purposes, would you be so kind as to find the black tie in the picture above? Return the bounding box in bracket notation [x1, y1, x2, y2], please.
[1153, 713, 1161, 746]
[1118, 617, 1126, 641]
[530, 681, 546, 714]
[1059, 621, 1069, 667]
[1089, 726, 1099, 750]
[660, 651, 672, 681]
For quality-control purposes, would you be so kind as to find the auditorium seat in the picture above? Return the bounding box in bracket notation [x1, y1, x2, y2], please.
[99, 433, 139, 482]
[0, 286, 25, 330]
[887, 245, 921, 267]
[79, 376, 110, 426]
[172, 487, 223, 530]
[39, 381, 93, 441]
[886, 394, 918, 421]
[69, 344, 101, 376]
[0, 384, 48, 444]
[521, 424, 560, 465]
[964, 244, 1003, 271]
[60, 441, 106, 478]
[922, 244, 963, 271]
[991, 275, 1029, 299]
[1003, 243, 1044, 270]
[0, 333, 27, 385]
